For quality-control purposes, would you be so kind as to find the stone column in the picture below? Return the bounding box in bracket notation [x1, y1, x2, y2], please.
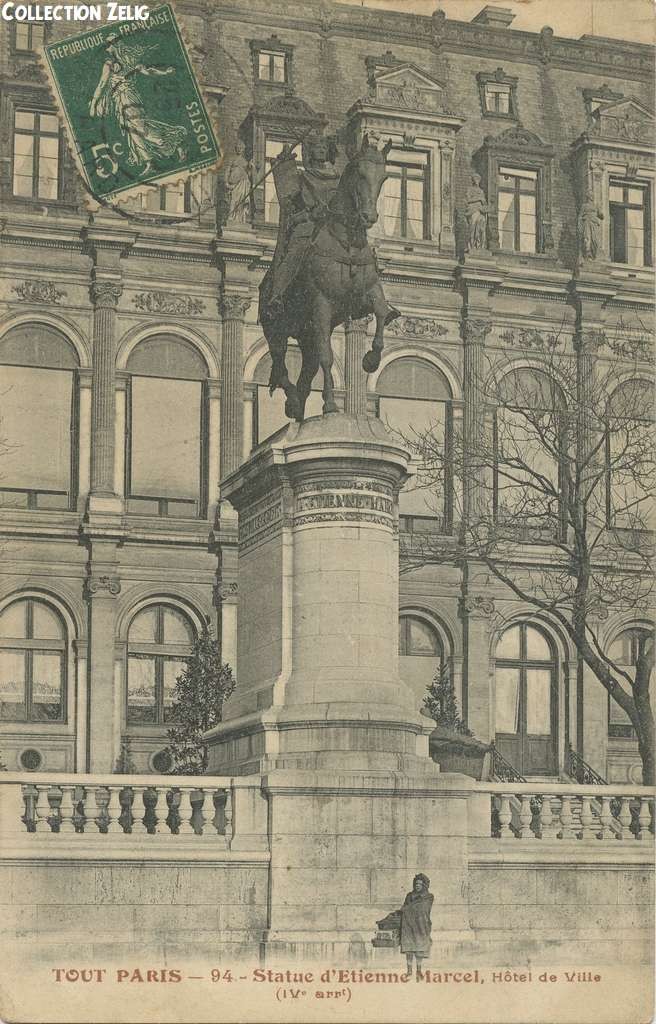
[461, 592, 496, 743]
[462, 318, 492, 523]
[344, 316, 371, 416]
[220, 293, 251, 481]
[89, 279, 122, 508]
[84, 564, 121, 772]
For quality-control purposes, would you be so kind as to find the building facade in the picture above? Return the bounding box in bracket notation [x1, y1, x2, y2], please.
[0, 0, 653, 783]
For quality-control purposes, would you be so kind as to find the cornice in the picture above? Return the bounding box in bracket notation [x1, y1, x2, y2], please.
[190, 1, 653, 83]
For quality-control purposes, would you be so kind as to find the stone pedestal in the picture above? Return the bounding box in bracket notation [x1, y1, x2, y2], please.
[205, 413, 434, 775]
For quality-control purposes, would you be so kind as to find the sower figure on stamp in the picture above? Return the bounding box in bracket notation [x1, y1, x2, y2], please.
[89, 32, 187, 174]
[400, 874, 434, 979]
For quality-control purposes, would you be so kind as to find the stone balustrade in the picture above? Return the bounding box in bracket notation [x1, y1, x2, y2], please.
[0, 772, 269, 854]
[477, 781, 655, 841]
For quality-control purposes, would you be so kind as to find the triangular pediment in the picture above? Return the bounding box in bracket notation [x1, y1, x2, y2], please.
[591, 98, 654, 144]
[374, 64, 444, 93]
[595, 98, 654, 121]
[371, 63, 445, 113]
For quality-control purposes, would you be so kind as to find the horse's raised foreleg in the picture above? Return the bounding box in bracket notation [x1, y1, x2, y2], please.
[362, 281, 399, 374]
[312, 295, 339, 414]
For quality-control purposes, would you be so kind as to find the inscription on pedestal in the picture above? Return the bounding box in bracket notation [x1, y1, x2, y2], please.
[239, 489, 283, 551]
[293, 477, 395, 529]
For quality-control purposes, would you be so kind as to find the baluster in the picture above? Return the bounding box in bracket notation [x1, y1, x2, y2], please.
[130, 788, 147, 834]
[223, 788, 233, 847]
[153, 787, 170, 835]
[517, 794, 533, 838]
[34, 786, 52, 833]
[559, 795, 575, 840]
[580, 795, 597, 840]
[177, 789, 195, 835]
[84, 787, 101, 834]
[637, 797, 652, 839]
[598, 795, 614, 840]
[497, 794, 513, 838]
[539, 795, 557, 839]
[200, 789, 218, 838]
[58, 785, 76, 834]
[106, 786, 124, 835]
[618, 797, 632, 840]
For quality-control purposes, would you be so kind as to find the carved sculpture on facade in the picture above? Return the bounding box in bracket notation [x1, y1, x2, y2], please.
[386, 315, 448, 340]
[577, 190, 604, 261]
[12, 280, 66, 304]
[223, 139, 252, 223]
[464, 173, 488, 251]
[133, 291, 205, 316]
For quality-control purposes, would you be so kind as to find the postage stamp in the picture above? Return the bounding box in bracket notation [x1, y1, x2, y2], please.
[43, 4, 221, 203]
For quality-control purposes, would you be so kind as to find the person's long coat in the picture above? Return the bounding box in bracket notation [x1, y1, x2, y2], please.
[400, 890, 433, 955]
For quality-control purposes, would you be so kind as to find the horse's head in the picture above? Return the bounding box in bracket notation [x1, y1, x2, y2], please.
[342, 133, 393, 230]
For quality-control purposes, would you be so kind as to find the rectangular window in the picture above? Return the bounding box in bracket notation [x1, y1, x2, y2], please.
[379, 396, 448, 524]
[264, 138, 301, 224]
[140, 181, 190, 215]
[258, 50, 286, 82]
[14, 22, 45, 51]
[497, 166, 538, 253]
[485, 83, 511, 115]
[607, 419, 654, 529]
[13, 109, 60, 200]
[0, 365, 72, 508]
[380, 149, 429, 240]
[609, 180, 651, 267]
[494, 408, 560, 526]
[128, 376, 202, 513]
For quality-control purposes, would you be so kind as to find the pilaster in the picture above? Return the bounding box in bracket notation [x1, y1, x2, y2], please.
[220, 292, 252, 482]
[460, 591, 496, 743]
[344, 316, 371, 416]
[84, 557, 121, 773]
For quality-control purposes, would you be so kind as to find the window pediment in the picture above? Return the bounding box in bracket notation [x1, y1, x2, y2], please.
[589, 98, 654, 146]
[370, 64, 445, 114]
[483, 125, 553, 158]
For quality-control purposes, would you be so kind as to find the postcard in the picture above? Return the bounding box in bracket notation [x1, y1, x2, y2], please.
[0, 0, 654, 1022]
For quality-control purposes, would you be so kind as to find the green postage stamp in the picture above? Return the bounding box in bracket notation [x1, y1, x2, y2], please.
[43, 5, 220, 203]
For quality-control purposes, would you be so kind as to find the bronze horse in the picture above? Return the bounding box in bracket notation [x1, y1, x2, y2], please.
[259, 135, 399, 422]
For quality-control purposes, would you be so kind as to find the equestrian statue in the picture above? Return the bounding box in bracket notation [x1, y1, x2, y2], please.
[258, 128, 400, 422]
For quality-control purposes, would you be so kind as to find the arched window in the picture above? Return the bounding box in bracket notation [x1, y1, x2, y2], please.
[607, 627, 652, 738]
[494, 368, 563, 529]
[399, 614, 444, 699]
[606, 379, 654, 530]
[252, 345, 323, 446]
[0, 598, 66, 722]
[494, 622, 557, 776]
[126, 335, 208, 517]
[126, 604, 196, 725]
[377, 357, 453, 531]
[0, 324, 79, 509]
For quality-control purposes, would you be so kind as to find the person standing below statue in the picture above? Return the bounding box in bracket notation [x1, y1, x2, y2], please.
[465, 173, 488, 251]
[266, 129, 341, 317]
[224, 138, 252, 223]
[578, 190, 603, 261]
[400, 873, 434, 979]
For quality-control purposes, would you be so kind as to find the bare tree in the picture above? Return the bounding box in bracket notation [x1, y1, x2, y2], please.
[398, 320, 655, 784]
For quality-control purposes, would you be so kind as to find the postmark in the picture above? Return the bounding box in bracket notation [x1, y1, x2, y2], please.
[43, 4, 221, 203]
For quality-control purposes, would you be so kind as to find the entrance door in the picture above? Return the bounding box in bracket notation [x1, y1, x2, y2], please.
[494, 623, 557, 776]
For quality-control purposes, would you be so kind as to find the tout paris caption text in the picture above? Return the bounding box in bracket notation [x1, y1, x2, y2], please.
[50, 966, 603, 998]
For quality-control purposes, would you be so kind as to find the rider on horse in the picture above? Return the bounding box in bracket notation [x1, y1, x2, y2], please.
[265, 129, 341, 321]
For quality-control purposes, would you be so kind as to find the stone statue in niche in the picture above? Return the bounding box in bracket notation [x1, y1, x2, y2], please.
[465, 173, 488, 251]
[372, 873, 434, 978]
[577, 190, 604, 261]
[224, 139, 252, 223]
